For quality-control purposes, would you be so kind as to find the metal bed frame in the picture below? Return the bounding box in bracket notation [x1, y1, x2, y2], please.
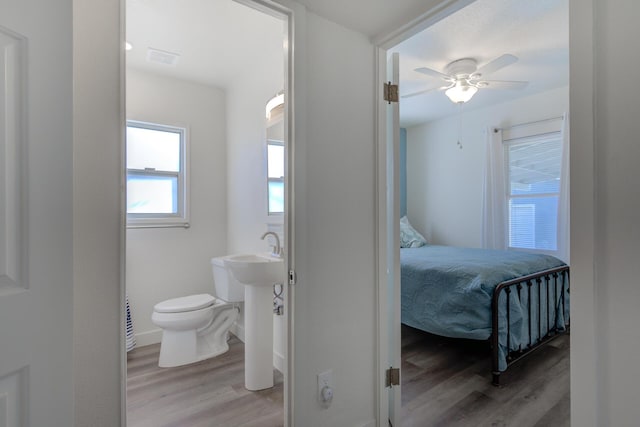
[490, 265, 570, 386]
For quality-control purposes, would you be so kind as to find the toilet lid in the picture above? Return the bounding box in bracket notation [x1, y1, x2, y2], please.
[154, 294, 216, 313]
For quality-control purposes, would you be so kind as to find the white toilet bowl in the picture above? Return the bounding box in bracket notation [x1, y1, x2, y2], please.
[151, 257, 245, 368]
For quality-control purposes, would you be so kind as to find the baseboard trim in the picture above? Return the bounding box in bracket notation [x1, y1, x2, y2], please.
[134, 329, 162, 347]
[273, 350, 284, 374]
[230, 322, 245, 343]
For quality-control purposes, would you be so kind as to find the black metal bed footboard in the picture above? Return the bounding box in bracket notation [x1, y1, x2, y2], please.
[490, 265, 570, 386]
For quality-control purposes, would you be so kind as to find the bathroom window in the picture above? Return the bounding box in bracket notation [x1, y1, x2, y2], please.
[126, 121, 189, 228]
[267, 140, 284, 215]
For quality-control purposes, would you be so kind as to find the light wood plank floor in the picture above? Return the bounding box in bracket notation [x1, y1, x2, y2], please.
[400, 324, 570, 427]
[127, 336, 284, 427]
[127, 328, 569, 427]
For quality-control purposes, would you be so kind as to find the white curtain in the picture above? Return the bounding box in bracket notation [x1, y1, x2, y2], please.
[556, 113, 570, 263]
[481, 127, 507, 249]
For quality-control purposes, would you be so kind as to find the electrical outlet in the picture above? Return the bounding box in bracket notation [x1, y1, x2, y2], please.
[317, 369, 333, 406]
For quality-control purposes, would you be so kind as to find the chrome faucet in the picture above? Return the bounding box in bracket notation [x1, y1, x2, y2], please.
[261, 231, 282, 257]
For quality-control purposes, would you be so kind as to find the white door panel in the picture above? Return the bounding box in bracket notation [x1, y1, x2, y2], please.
[386, 52, 401, 427]
[378, 50, 401, 427]
[0, 1, 74, 425]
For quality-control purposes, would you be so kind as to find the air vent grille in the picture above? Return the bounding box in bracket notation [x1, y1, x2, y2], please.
[146, 48, 180, 66]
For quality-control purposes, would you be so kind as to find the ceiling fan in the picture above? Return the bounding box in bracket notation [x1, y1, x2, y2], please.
[402, 54, 528, 103]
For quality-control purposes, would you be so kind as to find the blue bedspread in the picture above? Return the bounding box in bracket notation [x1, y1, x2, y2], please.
[401, 245, 568, 370]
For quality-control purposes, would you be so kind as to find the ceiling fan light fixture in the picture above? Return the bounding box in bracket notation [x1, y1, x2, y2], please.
[445, 81, 478, 103]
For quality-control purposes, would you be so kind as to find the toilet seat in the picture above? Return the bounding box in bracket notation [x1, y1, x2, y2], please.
[154, 293, 216, 313]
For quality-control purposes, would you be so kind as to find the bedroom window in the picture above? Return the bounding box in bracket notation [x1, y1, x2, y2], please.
[126, 121, 189, 228]
[505, 132, 562, 252]
[267, 140, 284, 215]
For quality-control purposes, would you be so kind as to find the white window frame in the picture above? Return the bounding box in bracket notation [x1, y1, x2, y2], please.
[126, 120, 189, 229]
[504, 131, 562, 255]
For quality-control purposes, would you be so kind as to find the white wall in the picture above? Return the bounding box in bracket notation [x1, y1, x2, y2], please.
[568, 2, 598, 424]
[406, 86, 568, 248]
[73, 0, 122, 424]
[291, 12, 377, 427]
[224, 12, 285, 365]
[226, 60, 284, 255]
[591, 0, 640, 424]
[126, 69, 228, 345]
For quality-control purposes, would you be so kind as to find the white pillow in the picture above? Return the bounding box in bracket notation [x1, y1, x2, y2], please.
[400, 216, 427, 248]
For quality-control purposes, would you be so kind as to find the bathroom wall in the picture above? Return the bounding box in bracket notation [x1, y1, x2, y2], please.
[406, 85, 569, 249]
[225, 41, 286, 369]
[126, 68, 228, 345]
[226, 66, 284, 255]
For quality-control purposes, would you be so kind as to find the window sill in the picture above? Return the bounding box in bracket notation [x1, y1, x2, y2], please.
[127, 219, 190, 229]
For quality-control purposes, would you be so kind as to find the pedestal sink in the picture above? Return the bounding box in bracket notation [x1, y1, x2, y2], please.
[223, 253, 284, 391]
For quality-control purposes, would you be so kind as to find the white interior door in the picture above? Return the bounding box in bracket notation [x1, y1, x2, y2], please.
[0, 1, 74, 425]
[387, 51, 402, 427]
[378, 51, 401, 427]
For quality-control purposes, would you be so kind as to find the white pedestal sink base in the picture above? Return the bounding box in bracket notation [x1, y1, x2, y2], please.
[244, 284, 274, 391]
[222, 252, 282, 391]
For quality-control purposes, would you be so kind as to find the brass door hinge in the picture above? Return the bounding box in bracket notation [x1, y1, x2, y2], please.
[384, 82, 399, 104]
[386, 367, 400, 387]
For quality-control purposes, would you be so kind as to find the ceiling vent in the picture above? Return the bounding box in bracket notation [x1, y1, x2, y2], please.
[146, 48, 180, 66]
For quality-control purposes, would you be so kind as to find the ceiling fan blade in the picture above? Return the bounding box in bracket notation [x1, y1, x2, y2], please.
[478, 80, 528, 90]
[414, 66, 451, 81]
[401, 86, 443, 98]
[475, 54, 518, 77]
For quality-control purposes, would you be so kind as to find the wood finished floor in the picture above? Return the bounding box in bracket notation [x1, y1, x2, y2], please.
[400, 324, 570, 427]
[126, 336, 284, 427]
[127, 328, 569, 427]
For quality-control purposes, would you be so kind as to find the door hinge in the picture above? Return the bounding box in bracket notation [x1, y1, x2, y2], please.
[289, 269, 297, 285]
[384, 82, 399, 104]
[386, 367, 400, 388]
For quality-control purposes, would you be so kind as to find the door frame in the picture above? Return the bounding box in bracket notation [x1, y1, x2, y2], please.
[373, 0, 598, 425]
[120, 0, 299, 425]
[374, 3, 477, 424]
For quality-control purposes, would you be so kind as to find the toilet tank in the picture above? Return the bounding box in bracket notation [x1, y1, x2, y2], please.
[211, 257, 245, 302]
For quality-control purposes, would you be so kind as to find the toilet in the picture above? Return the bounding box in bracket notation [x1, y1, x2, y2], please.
[151, 257, 245, 368]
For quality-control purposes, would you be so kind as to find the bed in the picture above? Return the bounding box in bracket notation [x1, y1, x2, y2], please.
[401, 245, 570, 385]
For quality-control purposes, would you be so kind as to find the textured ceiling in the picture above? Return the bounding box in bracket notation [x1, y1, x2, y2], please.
[394, 0, 569, 126]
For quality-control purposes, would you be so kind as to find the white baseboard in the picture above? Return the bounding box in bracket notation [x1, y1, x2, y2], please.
[230, 322, 245, 343]
[273, 350, 284, 373]
[134, 329, 162, 347]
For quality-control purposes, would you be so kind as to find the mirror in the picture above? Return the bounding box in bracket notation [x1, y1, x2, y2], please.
[266, 107, 284, 216]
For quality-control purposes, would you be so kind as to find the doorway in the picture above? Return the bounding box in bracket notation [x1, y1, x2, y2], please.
[377, 0, 570, 425]
[122, 0, 293, 425]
